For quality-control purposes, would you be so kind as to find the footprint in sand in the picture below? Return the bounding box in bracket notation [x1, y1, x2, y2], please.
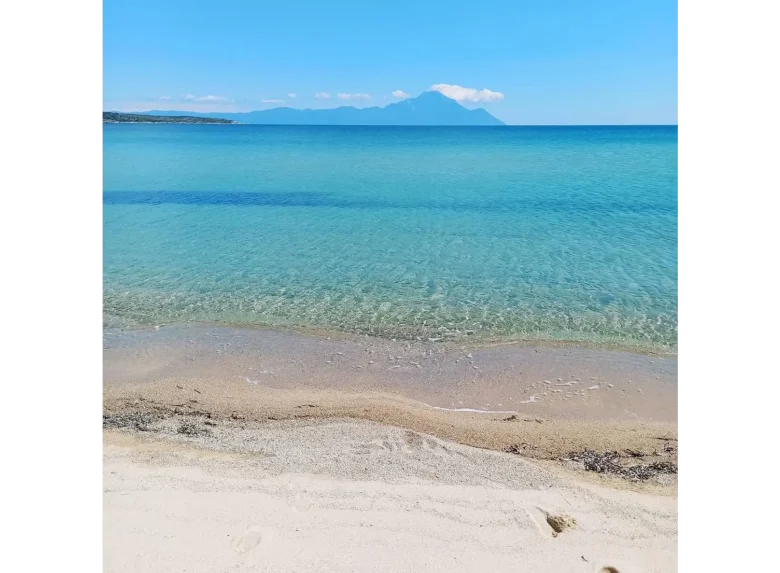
[231, 524, 272, 554]
[524, 506, 577, 538]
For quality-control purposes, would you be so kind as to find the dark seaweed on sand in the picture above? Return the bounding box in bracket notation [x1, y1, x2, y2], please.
[102, 412, 159, 432]
[564, 450, 677, 481]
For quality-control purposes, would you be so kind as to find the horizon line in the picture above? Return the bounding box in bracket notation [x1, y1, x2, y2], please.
[103, 110, 676, 127]
[103, 116, 678, 127]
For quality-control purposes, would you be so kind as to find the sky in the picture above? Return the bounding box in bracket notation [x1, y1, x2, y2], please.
[103, 0, 677, 125]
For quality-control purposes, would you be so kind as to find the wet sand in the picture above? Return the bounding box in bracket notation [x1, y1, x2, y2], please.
[104, 324, 677, 422]
[104, 325, 677, 483]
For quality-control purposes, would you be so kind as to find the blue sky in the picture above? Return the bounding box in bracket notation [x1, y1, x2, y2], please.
[104, 0, 677, 125]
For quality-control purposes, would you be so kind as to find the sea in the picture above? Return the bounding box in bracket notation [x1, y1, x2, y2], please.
[104, 125, 677, 352]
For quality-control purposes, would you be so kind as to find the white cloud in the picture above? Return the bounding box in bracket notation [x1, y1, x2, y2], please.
[315, 92, 330, 99]
[337, 93, 371, 101]
[262, 99, 285, 104]
[158, 96, 171, 101]
[182, 94, 231, 103]
[288, 93, 297, 98]
[429, 84, 504, 103]
[200, 95, 230, 102]
[392, 90, 410, 99]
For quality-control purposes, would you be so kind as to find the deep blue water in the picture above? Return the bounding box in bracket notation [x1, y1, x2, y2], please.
[104, 125, 677, 350]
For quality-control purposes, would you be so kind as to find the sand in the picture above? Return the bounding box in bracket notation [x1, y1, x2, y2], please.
[104, 326, 677, 571]
[104, 375, 677, 475]
[104, 325, 677, 422]
[104, 420, 677, 573]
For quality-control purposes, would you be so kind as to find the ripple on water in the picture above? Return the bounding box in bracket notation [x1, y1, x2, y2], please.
[104, 125, 677, 351]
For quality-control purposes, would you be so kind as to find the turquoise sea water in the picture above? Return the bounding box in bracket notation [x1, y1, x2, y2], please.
[104, 125, 677, 351]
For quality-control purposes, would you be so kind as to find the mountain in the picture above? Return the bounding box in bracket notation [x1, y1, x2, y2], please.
[140, 91, 505, 126]
[103, 112, 235, 124]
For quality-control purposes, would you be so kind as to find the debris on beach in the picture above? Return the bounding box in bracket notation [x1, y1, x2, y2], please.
[505, 443, 534, 454]
[177, 421, 210, 436]
[103, 412, 159, 432]
[500, 415, 544, 423]
[562, 450, 677, 481]
[544, 512, 577, 537]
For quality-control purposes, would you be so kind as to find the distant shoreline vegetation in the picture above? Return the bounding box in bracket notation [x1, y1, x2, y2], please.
[103, 112, 236, 124]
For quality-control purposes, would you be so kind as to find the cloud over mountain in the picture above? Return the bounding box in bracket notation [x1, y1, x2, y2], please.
[429, 84, 504, 103]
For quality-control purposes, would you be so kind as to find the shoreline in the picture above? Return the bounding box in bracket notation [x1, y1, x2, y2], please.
[105, 324, 676, 422]
[103, 319, 677, 571]
[104, 318, 678, 357]
[104, 322, 677, 494]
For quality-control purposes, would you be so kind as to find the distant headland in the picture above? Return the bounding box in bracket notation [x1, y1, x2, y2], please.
[118, 91, 505, 126]
[103, 111, 235, 124]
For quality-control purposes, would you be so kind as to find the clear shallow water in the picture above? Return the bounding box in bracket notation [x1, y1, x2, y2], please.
[104, 125, 677, 350]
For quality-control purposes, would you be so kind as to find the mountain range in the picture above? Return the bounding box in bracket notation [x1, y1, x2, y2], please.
[139, 91, 505, 126]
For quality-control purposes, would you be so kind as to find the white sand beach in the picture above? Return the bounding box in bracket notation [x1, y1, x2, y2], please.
[104, 419, 676, 573]
[104, 326, 677, 572]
